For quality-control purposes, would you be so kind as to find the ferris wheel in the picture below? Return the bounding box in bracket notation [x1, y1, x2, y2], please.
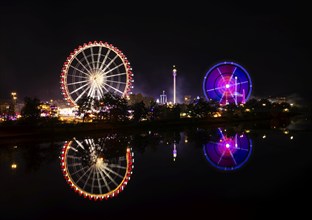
[203, 128, 252, 171]
[203, 61, 252, 105]
[60, 136, 134, 201]
[60, 41, 134, 106]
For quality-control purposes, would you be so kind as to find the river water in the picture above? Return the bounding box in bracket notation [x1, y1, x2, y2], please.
[0, 118, 311, 219]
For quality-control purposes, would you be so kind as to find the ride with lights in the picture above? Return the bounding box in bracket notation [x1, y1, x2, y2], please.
[60, 41, 134, 107]
[203, 61, 252, 106]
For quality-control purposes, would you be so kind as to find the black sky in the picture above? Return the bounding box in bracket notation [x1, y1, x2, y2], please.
[0, 1, 311, 103]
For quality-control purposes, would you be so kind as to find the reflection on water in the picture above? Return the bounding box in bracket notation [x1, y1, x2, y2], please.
[203, 128, 252, 171]
[1, 118, 311, 218]
[60, 135, 134, 201]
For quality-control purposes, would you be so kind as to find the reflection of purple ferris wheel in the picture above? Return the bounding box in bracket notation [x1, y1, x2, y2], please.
[203, 61, 252, 105]
[203, 128, 252, 171]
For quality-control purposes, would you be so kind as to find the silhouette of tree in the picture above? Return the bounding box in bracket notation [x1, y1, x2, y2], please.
[77, 96, 97, 122]
[21, 97, 41, 120]
[101, 92, 129, 122]
[131, 101, 147, 122]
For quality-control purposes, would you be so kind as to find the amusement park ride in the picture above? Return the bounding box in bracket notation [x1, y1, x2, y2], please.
[60, 41, 133, 107]
[203, 61, 252, 106]
[59, 41, 254, 201]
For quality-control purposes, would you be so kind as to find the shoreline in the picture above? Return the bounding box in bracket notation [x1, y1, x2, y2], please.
[0, 114, 299, 145]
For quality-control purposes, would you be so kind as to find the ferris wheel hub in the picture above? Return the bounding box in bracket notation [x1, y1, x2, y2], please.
[89, 71, 105, 87]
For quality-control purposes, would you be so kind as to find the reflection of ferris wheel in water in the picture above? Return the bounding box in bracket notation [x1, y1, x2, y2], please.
[203, 61, 252, 105]
[60, 41, 134, 106]
[60, 136, 134, 201]
[203, 128, 252, 171]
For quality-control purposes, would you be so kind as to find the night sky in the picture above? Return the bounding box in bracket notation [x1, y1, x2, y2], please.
[0, 1, 311, 103]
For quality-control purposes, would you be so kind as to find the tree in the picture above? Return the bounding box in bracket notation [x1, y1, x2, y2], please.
[77, 96, 97, 122]
[131, 101, 147, 122]
[21, 97, 41, 120]
[101, 92, 129, 122]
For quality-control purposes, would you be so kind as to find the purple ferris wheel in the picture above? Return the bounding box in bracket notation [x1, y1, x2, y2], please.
[202, 61, 252, 105]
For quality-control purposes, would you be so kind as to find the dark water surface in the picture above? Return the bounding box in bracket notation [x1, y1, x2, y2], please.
[1, 121, 311, 219]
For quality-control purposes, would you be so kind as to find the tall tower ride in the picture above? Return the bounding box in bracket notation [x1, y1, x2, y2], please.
[173, 65, 177, 104]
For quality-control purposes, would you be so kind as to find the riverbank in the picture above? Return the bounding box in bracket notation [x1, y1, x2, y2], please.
[0, 113, 297, 145]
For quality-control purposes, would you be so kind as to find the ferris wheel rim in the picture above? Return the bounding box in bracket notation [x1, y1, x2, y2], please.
[202, 61, 252, 104]
[60, 41, 133, 106]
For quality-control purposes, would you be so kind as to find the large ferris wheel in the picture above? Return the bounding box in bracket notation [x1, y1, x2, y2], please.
[60, 41, 134, 106]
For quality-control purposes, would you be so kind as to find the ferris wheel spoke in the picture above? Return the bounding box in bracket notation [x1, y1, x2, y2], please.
[96, 168, 103, 194]
[217, 68, 225, 81]
[104, 83, 123, 94]
[229, 150, 237, 165]
[67, 155, 81, 160]
[67, 79, 89, 86]
[85, 138, 95, 149]
[99, 49, 111, 70]
[82, 50, 93, 72]
[100, 84, 110, 93]
[74, 138, 86, 150]
[69, 83, 89, 95]
[91, 167, 96, 193]
[83, 165, 94, 190]
[74, 85, 91, 103]
[217, 151, 226, 165]
[74, 57, 92, 74]
[104, 166, 124, 178]
[219, 91, 226, 103]
[235, 134, 238, 147]
[218, 128, 226, 140]
[69, 146, 79, 152]
[68, 162, 82, 167]
[229, 67, 237, 82]
[236, 147, 249, 151]
[105, 72, 126, 78]
[109, 164, 127, 169]
[96, 46, 102, 69]
[206, 84, 227, 92]
[106, 79, 127, 85]
[234, 81, 248, 86]
[69, 65, 91, 77]
[96, 85, 105, 99]
[99, 166, 118, 187]
[87, 84, 96, 98]
[102, 55, 119, 72]
[98, 167, 111, 192]
[71, 166, 89, 176]
[208, 141, 222, 145]
[67, 74, 88, 79]
[90, 47, 96, 70]
[103, 63, 124, 75]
